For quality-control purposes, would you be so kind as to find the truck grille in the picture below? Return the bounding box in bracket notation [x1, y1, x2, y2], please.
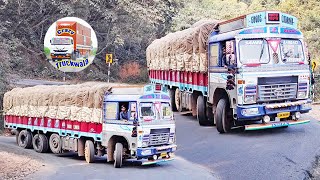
[53, 50, 68, 52]
[149, 133, 169, 146]
[258, 83, 297, 102]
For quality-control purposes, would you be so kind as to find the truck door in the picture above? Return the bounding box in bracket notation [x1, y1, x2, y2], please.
[208, 43, 221, 103]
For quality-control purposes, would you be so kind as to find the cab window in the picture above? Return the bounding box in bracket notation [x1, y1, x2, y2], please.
[103, 102, 118, 121]
[140, 103, 155, 117]
[162, 103, 172, 118]
[209, 44, 219, 67]
[119, 102, 129, 120]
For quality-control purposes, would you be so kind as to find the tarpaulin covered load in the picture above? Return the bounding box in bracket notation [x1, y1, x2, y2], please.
[147, 19, 219, 73]
[3, 83, 118, 124]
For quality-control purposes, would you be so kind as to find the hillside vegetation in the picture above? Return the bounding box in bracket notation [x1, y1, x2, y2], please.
[0, 0, 319, 83]
[0, 0, 319, 132]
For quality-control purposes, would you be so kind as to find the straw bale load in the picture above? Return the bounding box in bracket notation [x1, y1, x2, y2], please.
[147, 19, 219, 73]
[3, 83, 113, 124]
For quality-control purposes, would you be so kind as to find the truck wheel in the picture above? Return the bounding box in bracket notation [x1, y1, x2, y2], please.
[71, 52, 76, 60]
[215, 99, 232, 133]
[18, 130, 32, 149]
[85, 140, 95, 163]
[169, 88, 177, 111]
[114, 143, 123, 168]
[32, 134, 49, 153]
[175, 89, 183, 112]
[197, 95, 212, 126]
[49, 133, 61, 154]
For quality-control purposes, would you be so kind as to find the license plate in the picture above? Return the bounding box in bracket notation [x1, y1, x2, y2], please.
[271, 122, 289, 127]
[277, 112, 290, 119]
[160, 152, 167, 157]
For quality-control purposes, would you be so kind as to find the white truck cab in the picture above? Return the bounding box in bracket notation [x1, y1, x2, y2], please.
[102, 84, 177, 167]
[50, 36, 74, 61]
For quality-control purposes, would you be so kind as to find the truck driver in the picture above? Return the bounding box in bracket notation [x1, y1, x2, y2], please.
[120, 105, 128, 120]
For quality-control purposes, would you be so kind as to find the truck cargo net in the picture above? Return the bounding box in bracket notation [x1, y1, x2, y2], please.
[258, 83, 297, 102]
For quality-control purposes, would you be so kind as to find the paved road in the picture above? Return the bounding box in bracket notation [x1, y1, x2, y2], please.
[1, 113, 319, 180]
[175, 113, 319, 180]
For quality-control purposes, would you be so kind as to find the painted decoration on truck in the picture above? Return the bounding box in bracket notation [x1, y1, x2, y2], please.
[44, 17, 98, 72]
[209, 73, 228, 83]
[246, 11, 298, 29]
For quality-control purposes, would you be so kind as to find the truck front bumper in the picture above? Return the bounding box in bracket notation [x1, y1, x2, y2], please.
[244, 119, 310, 131]
[237, 99, 312, 120]
[136, 144, 177, 159]
[51, 53, 71, 60]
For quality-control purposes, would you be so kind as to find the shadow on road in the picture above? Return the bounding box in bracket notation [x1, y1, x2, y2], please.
[54, 151, 172, 169]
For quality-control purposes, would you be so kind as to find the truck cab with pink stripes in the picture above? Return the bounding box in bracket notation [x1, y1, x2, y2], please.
[3, 84, 176, 168]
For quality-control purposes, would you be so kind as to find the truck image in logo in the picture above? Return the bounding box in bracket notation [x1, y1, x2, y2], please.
[50, 21, 92, 61]
[44, 17, 98, 72]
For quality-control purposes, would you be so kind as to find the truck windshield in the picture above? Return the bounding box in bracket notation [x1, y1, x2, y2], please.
[239, 39, 269, 64]
[51, 37, 72, 45]
[140, 103, 155, 117]
[162, 103, 173, 119]
[280, 39, 304, 63]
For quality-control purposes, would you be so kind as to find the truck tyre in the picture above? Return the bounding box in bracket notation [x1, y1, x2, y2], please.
[49, 133, 61, 154]
[32, 134, 49, 153]
[18, 130, 32, 149]
[215, 99, 232, 133]
[71, 51, 76, 60]
[85, 140, 95, 163]
[169, 88, 177, 111]
[114, 143, 123, 168]
[197, 95, 212, 126]
[175, 89, 183, 112]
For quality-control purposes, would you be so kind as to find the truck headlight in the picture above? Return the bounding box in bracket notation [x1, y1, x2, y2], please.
[142, 141, 149, 147]
[241, 108, 259, 116]
[168, 138, 174, 144]
[244, 95, 256, 103]
[244, 86, 257, 103]
[297, 91, 307, 99]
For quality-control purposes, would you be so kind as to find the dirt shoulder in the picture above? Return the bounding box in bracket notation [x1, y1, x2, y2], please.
[0, 137, 47, 180]
[0, 151, 43, 180]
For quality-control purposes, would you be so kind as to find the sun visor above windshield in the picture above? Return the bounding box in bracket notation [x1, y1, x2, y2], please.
[218, 11, 298, 34]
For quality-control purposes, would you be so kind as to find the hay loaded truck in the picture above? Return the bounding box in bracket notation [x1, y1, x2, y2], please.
[50, 21, 92, 61]
[146, 11, 311, 133]
[3, 83, 176, 168]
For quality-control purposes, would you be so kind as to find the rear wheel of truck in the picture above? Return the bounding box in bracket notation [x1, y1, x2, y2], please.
[85, 140, 95, 163]
[32, 134, 49, 153]
[175, 89, 183, 112]
[49, 133, 62, 154]
[215, 98, 232, 133]
[197, 95, 213, 126]
[114, 143, 123, 168]
[169, 88, 177, 111]
[18, 130, 32, 149]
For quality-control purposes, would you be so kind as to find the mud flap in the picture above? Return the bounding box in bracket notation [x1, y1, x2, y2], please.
[245, 120, 310, 131]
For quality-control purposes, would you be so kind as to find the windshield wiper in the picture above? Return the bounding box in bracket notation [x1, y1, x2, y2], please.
[258, 39, 265, 63]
